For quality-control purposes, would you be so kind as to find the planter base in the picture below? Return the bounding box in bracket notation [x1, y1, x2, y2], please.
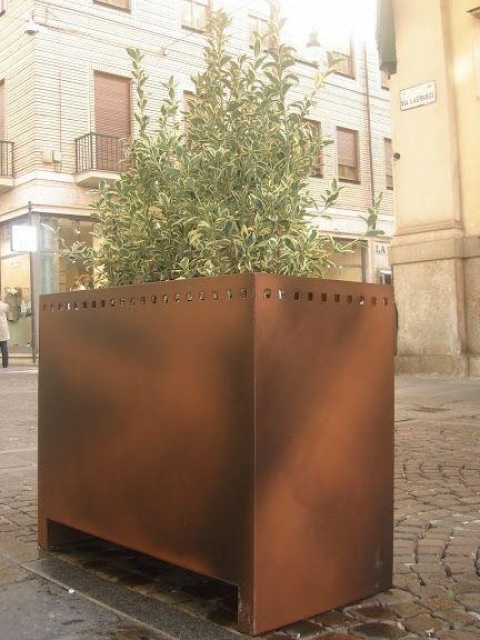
[39, 274, 394, 635]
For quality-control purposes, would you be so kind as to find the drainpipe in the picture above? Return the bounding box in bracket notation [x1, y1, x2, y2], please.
[362, 40, 376, 283]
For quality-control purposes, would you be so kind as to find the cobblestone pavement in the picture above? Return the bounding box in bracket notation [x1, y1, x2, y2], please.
[0, 370, 479, 640]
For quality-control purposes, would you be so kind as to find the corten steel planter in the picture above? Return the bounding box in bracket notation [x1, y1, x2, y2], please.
[38, 273, 395, 635]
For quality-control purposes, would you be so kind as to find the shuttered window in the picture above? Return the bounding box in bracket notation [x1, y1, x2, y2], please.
[333, 40, 354, 78]
[94, 72, 131, 172]
[305, 120, 323, 178]
[182, 0, 210, 32]
[94, 72, 131, 138]
[94, 0, 130, 11]
[384, 138, 393, 189]
[337, 127, 360, 183]
[0, 81, 5, 140]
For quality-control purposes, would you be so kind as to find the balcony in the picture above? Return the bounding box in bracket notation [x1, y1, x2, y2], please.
[75, 132, 128, 188]
[0, 141, 14, 194]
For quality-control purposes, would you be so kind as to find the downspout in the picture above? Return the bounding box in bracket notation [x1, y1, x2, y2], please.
[363, 41, 376, 283]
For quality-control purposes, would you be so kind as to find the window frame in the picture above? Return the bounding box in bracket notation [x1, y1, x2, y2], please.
[336, 127, 360, 184]
[181, 0, 210, 33]
[332, 40, 355, 79]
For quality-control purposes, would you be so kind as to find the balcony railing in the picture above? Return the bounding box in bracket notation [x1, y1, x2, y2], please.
[75, 132, 128, 174]
[0, 140, 14, 178]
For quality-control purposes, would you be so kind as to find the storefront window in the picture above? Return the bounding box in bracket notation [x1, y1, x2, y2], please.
[40, 217, 95, 293]
[328, 239, 363, 282]
[0, 216, 96, 354]
[0, 221, 33, 351]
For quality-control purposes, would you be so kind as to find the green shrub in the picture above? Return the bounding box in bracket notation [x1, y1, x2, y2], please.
[71, 9, 379, 286]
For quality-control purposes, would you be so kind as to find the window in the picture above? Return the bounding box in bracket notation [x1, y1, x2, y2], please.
[248, 0, 271, 47]
[182, 0, 210, 32]
[337, 127, 360, 183]
[384, 138, 393, 189]
[333, 41, 354, 77]
[381, 69, 390, 90]
[94, 0, 130, 10]
[93, 71, 131, 172]
[305, 120, 323, 178]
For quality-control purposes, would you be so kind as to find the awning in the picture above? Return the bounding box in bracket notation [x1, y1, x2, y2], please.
[376, 0, 397, 76]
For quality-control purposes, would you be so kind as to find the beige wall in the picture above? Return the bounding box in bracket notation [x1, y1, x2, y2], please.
[449, 0, 480, 237]
[390, 0, 480, 375]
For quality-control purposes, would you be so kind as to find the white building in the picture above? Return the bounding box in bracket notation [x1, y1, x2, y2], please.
[0, 0, 394, 358]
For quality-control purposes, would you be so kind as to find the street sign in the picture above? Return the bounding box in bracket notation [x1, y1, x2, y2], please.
[400, 81, 437, 111]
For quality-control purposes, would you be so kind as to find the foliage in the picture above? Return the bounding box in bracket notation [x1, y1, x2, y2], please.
[67, 8, 376, 286]
[361, 192, 386, 238]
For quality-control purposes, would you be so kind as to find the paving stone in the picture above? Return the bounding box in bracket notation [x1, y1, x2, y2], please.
[457, 593, 480, 610]
[352, 621, 408, 639]
[309, 610, 353, 627]
[312, 635, 362, 640]
[376, 590, 416, 607]
[352, 604, 399, 621]
[0, 560, 30, 584]
[403, 613, 449, 635]
[435, 607, 479, 629]
[437, 629, 480, 640]
[282, 620, 324, 638]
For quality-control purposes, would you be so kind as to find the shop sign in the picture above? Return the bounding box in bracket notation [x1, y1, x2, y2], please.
[11, 225, 38, 252]
[400, 81, 436, 111]
[375, 243, 389, 255]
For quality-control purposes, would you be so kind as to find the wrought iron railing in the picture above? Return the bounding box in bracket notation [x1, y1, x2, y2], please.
[75, 132, 128, 174]
[0, 140, 14, 178]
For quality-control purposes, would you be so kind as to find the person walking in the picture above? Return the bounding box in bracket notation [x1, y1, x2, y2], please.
[0, 299, 10, 369]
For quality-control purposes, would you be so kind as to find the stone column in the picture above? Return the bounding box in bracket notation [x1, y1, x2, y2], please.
[390, 0, 480, 376]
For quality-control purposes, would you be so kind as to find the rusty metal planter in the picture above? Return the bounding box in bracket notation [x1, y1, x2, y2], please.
[38, 273, 394, 635]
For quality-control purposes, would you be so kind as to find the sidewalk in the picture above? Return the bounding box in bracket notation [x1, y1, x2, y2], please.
[0, 370, 479, 640]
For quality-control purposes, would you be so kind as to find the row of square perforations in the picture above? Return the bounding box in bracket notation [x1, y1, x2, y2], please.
[42, 289, 389, 312]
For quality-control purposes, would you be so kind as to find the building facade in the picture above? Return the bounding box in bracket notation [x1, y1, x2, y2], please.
[379, 0, 480, 376]
[0, 0, 394, 358]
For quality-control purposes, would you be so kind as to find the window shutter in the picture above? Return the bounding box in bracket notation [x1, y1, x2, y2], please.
[0, 81, 4, 140]
[181, 0, 210, 31]
[94, 72, 131, 138]
[337, 128, 356, 165]
[337, 127, 359, 181]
